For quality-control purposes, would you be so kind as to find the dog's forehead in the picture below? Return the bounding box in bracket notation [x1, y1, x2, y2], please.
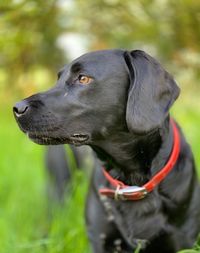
[74, 49, 124, 61]
[69, 49, 126, 73]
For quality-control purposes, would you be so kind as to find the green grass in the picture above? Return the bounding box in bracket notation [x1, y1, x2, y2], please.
[0, 107, 91, 253]
[1, 96, 200, 253]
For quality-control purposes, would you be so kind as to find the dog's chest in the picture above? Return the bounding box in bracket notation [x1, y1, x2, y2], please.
[100, 193, 166, 249]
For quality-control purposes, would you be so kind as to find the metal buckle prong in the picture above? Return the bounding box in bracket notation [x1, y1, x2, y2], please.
[115, 186, 148, 201]
[114, 185, 121, 201]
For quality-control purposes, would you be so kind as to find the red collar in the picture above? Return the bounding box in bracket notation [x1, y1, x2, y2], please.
[99, 119, 180, 201]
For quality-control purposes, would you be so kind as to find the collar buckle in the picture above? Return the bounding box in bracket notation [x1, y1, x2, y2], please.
[115, 186, 148, 201]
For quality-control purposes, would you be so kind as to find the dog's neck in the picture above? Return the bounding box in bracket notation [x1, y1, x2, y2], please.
[91, 117, 173, 186]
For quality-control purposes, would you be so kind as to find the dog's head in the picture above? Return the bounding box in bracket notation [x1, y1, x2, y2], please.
[13, 49, 180, 145]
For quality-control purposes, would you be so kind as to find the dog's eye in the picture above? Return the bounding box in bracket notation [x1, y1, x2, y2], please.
[78, 75, 93, 85]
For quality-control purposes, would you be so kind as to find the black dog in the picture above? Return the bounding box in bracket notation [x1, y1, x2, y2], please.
[13, 49, 200, 253]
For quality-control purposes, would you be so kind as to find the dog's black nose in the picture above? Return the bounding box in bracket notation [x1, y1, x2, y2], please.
[13, 100, 29, 117]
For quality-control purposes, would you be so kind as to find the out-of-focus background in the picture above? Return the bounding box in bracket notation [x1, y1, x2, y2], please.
[0, 1, 200, 252]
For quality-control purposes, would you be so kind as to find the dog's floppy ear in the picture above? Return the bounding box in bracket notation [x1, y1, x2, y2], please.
[124, 50, 180, 134]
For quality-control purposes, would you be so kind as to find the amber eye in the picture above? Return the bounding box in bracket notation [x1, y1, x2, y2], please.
[78, 75, 93, 85]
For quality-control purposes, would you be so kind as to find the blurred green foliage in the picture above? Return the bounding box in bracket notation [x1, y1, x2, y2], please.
[1, 0, 200, 102]
[0, 0, 200, 252]
[0, 0, 66, 71]
[0, 0, 66, 101]
[73, 0, 200, 63]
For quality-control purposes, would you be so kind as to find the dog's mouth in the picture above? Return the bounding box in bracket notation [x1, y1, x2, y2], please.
[70, 133, 89, 143]
[27, 132, 89, 146]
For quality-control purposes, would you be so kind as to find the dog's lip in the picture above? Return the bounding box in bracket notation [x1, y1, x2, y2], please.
[27, 133, 56, 144]
[27, 132, 90, 145]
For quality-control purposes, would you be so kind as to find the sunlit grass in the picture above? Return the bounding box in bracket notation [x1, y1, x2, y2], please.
[0, 107, 90, 253]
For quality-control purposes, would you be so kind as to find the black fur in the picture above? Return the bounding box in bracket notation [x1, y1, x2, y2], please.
[13, 49, 200, 253]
